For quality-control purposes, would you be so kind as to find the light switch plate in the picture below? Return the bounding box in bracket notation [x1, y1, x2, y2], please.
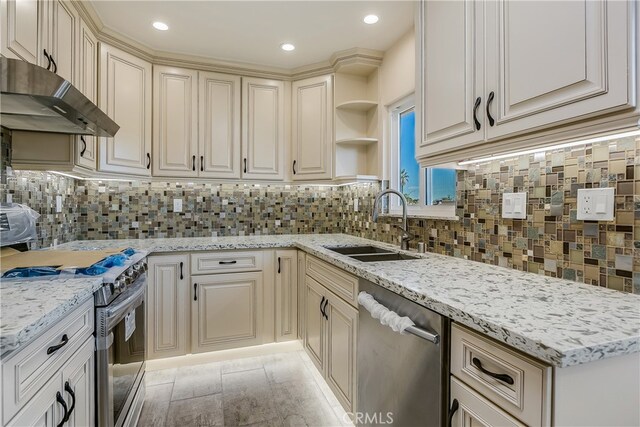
[173, 198, 183, 213]
[577, 188, 614, 221]
[502, 192, 527, 219]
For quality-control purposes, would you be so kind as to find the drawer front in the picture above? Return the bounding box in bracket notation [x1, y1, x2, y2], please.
[2, 298, 94, 424]
[451, 324, 551, 427]
[450, 377, 524, 427]
[306, 256, 358, 307]
[191, 251, 263, 274]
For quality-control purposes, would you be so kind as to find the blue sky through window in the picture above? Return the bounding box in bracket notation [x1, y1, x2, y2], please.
[399, 109, 419, 204]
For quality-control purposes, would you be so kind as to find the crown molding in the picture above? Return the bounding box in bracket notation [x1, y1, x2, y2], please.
[74, 1, 384, 80]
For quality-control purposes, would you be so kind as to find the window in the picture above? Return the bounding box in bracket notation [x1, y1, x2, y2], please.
[389, 95, 457, 217]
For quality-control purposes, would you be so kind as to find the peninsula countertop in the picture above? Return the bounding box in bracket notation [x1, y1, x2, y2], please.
[51, 233, 640, 368]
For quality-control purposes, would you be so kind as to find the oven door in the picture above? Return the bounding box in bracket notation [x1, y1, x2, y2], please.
[96, 273, 146, 427]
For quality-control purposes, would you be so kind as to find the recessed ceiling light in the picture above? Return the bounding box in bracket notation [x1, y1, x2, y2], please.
[153, 22, 169, 31]
[363, 14, 379, 24]
[280, 43, 295, 52]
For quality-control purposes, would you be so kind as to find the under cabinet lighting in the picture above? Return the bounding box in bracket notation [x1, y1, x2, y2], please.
[153, 22, 169, 31]
[457, 129, 640, 166]
[363, 14, 379, 24]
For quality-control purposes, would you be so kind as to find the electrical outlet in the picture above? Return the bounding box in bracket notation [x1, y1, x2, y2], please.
[502, 192, 527, 219]
[577, 188, 614, 220]
[6, 193, 11, 203]
[173, 198, 183, 213]
[353, 198, 359, 212]
[56, 195, 62, 213]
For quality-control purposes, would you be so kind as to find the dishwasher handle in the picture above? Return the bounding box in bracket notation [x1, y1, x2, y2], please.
[358, 291, 439, 345]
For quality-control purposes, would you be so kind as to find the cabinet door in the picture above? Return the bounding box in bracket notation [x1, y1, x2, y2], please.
[275, 250, 297, 342]
[297, 251, 306, 340]
[325, 291, 358, 412]
[485, 0, 633, 140]
[0, 0, 44, 65]
[99, 44, 152, 176]
[61, 338, 94, 427]
[199, 71, 241, 178]
[75, 20, 97, 170]
[303, 275, 326, 373]
[47, 0, 78, 84]
[148, 255, 190, 359]
[153, 66, 198, 177]
[450, 377, 524, 427]
[6, 374, 63, 427]
[241, 77, 285, 180]
[416, 0, 484, 157]
[192, 272, 264, 353]
[291, 75, 333, 180]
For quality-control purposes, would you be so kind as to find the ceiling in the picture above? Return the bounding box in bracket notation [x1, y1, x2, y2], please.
[90, 1, 415, 69]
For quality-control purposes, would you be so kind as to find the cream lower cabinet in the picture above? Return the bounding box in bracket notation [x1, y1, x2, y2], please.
[297, 251, 306, 340]
[450, 377, 523, 427]
[275, 249, 298, 342]
[147, 254, 190, 359]
[192, 271, 264, 353]
[304, 262, 358, 413]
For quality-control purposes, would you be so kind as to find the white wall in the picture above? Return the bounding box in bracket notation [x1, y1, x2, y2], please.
[379, 28, 415, 180]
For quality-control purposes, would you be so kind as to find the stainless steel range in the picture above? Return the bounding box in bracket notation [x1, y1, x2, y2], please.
[94, 252, 148, 427]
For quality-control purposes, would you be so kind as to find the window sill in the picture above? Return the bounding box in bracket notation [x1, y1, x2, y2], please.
[383, 212, 459, 221]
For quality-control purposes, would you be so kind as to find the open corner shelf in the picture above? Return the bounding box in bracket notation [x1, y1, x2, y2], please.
[335, 100, 378, 112]
[335, 137, 378, 146]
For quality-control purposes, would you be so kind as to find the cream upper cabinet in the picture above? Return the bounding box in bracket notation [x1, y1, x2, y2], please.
[147, 255, 190, 359]
[153, 66, 198, 177]
[484, 0, 634, 140]
[417, 0, 484, 153]
[291, 75, 333, 181]
[75, 20, 97, 170]
[199, 71, 242, 179]
[241, 77, 285, 180]
[99, 44, 152, 176]
[275, 249, 298, 342]
[45, 0, 78, 84]
[416, 0, 636, 163]
[0, 0, 45, 65]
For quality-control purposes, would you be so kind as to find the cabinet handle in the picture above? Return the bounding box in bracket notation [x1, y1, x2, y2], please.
[192, 155, 196, 171]
[277, 257, 281, 274]
[51, 55, 57, 74]
[218, 260, 237, 265]
[80, 136, 87, 157]
[471, 357, 514, 385]
[292, 160, 297, 175]
[486, 91, 495, 127]
[322, 299, 329, 319]
[320, 296, 326, 317]
[179, 261, 184, 280]
[244, 158, 247, 174]
[47, 334, 69, 355]
[194, 283, 198, 301]
[43, 49, 52, 71]
[146, 153, 151, 169]
[473, 96, 481, 131]
[200, 155, 204, 172]
[56, 392, 68, 427]
[447, 399, 459, 427]
[63, 381, 76, 422]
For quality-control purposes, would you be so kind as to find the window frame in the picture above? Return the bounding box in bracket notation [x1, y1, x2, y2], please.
[388, 94, 457, 219]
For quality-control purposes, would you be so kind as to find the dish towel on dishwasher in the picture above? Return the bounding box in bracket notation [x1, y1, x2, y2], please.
[358, 291, 415, 334]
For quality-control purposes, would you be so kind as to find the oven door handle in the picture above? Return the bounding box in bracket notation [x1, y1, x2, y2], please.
[104, 274, 146, 331]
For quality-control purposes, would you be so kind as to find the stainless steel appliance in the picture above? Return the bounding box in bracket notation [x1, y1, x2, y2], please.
[95, 257, 147, 427]
[358, 280, 449, 427]
[0, 57, 119, 136]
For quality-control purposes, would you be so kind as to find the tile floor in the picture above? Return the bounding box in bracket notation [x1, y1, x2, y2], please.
[138, 350, 354, 427]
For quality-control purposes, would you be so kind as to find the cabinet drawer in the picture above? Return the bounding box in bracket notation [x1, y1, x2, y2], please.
[451, 324, 551, 427]
[306, 256, 358, 307]
[2, 298, 94, 424]
[450, 376, 524, 427]
[191, 251, 263, 274]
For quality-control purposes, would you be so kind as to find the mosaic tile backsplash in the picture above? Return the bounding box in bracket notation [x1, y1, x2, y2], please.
[341, 134, 640, 294]
[0, 134, 638, 293]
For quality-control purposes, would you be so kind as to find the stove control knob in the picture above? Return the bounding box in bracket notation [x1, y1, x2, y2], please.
[113, 278, 125, 292]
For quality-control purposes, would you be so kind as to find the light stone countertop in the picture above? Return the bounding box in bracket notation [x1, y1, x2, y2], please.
[0, 277, 103, 357]
[5, 234, 638, 367]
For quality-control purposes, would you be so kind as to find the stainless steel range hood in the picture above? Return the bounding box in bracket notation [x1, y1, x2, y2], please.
[0, 57, 119, 137]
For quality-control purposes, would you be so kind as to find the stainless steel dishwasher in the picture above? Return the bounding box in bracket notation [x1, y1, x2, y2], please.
[357, 279, 449, 427]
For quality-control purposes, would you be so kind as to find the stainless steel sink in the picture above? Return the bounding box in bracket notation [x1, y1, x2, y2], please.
[349, 253, 421, 262]
[325, 245, 395, 255]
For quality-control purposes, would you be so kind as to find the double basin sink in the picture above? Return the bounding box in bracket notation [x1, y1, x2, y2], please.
[324, 245, 421, 262]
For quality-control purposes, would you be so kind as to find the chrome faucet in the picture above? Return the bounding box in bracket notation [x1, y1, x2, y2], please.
[372, 189, 412, 250]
